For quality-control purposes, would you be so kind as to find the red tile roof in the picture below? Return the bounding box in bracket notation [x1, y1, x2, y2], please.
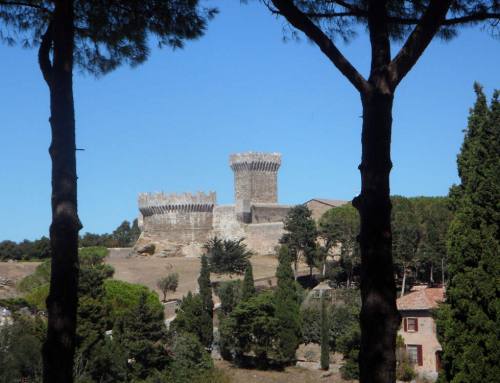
[397, 287, 445, 311]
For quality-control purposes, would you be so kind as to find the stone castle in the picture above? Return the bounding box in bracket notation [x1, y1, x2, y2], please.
[135, 152, 292, 257]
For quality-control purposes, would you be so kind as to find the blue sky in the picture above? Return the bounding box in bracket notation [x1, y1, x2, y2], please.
[1, 1, 498, 241]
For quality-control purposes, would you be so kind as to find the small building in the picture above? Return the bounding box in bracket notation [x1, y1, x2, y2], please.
[397, 287, 445, 382]
[305, 198, 348, 221]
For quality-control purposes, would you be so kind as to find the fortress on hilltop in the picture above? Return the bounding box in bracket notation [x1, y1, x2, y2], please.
[136, 152, 292, 257]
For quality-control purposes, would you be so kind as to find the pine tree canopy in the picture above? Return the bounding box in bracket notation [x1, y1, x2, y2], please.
[0, 0, 217, 75]
[437, 84, 499, 383]
[266, 1, 499, 43]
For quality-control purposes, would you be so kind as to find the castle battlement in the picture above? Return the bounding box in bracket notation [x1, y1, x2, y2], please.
[138, 192, 216, 216]
[229, 152, 281, 172]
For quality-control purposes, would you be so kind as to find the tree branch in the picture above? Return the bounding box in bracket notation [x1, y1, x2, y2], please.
[270, 0, 370, 94]
[38, 21, 53, 88]
[0, 0, 50, 12]
[387, 12, 500, 26]
[389, 1, 453, 87]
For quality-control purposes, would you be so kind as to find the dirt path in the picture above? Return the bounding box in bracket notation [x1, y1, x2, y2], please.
[215, 360, 342, 383]
[0, 261, 41, 299]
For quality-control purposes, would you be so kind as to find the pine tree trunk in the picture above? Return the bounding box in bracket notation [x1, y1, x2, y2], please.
[41, 1, 80, 382]
[353, 89, 400, 383]
[400, 263, 406, 298]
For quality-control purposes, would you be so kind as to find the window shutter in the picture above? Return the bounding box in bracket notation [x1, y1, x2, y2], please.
[403, 317, 407, 332]
[415, 318, 419, 332]
[417, 345, 423, 366]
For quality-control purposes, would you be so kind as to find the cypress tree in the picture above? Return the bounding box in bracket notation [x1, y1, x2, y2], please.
[437, 85, 500, 383]
[320, 291, 330, 370]
[320, 292, 330, 370]
[198, 255, 214, 350]
[241, 262, 256, 301]
[274, 246, 301, 364]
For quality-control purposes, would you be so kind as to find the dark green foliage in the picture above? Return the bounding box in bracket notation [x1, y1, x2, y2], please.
[280, 205, 318, 276]
[171, 292, 204, 339]
[241, 262, 256, 301]
[104, 279, 163, 321]
[204, 237, 253, 275]
[164, 333, 214, 383]
[338, 324, 360, 380]
[391, 196, 420, 295]
[0, 1, 216, 75]
[215, 280, 242, 316]
[300, 306, 321, 344]
[437, 85, 500, 383]
[413, 197, 454, 284]
[320, 293, 330, 370]
[0, 314, 45, 382]
[114, 293, 167, 380]
[198, 255, 214, 349]
[274, 246, 301, 364]
[77, 338, 128, 383]
[0, 236, 51, 261]
[80, 219, 142, 248]
[301, 288, 361, 351]
[319, 204, 360, 285]
[219, 291, 281, 366]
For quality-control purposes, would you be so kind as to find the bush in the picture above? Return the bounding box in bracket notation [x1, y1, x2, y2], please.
[24, 283, 50, 310]
[397, 359, 416, 382]
[17, 260, 51, 293]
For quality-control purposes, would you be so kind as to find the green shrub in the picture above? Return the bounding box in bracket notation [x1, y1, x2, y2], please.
[24, 283, 50, 310]
[17, 260, 51, 293]
[104, 279, 162, 320]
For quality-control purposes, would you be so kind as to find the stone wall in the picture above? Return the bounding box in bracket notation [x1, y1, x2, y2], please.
[137, 192, 216, 257]
[251, 203, 291, 224]
[244, 222, 284, 255]
[212, 205, 245, 240]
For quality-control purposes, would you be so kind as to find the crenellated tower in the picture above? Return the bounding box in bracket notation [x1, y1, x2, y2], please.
[229, 152, 281, 223]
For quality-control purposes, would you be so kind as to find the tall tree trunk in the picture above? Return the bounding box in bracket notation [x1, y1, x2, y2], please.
[400, 262, 407, 297]
[429, 262, 434, 284]
[40, 1, 80, 382]
[353, 89, 401, 383]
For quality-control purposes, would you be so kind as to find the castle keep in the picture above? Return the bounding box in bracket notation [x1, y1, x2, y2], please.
[136, 152, 291, 257]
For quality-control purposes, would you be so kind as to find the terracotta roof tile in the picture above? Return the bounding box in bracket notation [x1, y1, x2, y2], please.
[397, 287, 445, 311]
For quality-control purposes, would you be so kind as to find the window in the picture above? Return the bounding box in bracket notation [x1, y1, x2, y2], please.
[404, 317, 418, 332]
[407, 345, 423, 366]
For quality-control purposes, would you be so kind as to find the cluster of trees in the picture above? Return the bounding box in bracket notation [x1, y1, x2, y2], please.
[1, 247, 219, 382]
[436, 86, 499, 383]
[0, 219, 140, 261]
[302, 288, 361, 379]
[0, 236, 51, 261]
[218, 246, 302, 368]
[79, 219, 141, 248]
[282, 197, 453, 292]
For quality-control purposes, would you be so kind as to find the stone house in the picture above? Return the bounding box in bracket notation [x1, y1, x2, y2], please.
[396, 287, 445, 381]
